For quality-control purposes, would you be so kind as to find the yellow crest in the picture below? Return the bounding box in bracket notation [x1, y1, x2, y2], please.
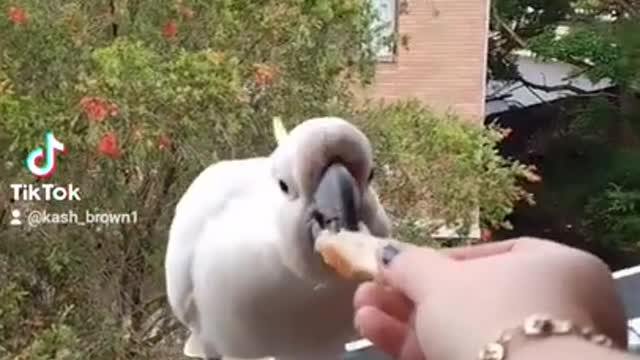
[272, 117, 288, 145]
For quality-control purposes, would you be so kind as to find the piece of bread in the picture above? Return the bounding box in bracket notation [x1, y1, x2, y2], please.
[314, 230, 411, 281]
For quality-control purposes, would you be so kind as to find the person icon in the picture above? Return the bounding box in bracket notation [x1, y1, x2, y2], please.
[10, 209, 22, 226]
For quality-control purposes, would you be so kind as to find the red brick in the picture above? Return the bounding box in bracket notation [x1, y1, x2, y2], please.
[357, 0, 490, 123]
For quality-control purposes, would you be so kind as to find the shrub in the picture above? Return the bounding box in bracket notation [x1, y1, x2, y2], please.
[1, 0, 377, 357]
[529, 134, 640, 253]
[584, 183, 640, 251]
[581, 149, 640, 251]
[355, 101, 537, 244]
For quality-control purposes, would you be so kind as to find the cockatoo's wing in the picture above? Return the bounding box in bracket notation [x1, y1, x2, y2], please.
[165, 158, 272, 358]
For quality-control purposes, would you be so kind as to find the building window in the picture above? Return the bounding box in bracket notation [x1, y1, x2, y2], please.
[371, 0, 398, 62]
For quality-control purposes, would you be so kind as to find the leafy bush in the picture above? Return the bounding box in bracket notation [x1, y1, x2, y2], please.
[531, 133, 640, 252]
[581, 149, 640, 251]
[584, 183, 640, 251]
[13, 324, 84, 360]
[356, 101, 537, 244]
[1, 0, 377, 357]
[0, 0, 533, 358]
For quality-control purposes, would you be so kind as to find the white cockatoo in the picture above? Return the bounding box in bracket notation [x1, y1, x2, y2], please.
[165, 117, 392, 360]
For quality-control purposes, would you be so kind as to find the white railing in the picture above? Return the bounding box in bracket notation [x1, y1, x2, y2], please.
[345, 338, 373, 352]
[614, 265, 640, 352]
[612, 264, 640, 279]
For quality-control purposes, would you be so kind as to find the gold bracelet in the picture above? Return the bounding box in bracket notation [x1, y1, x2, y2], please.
[478, 313, 614, 360]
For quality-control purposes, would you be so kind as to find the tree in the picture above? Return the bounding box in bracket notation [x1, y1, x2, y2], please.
[490, 0, 639, 143]
[0, 1, 379, 357]
[488, 0, 573, 81]
[489, 0, 640, 253]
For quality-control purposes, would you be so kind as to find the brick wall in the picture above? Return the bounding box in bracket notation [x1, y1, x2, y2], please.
[360, 0, 490, 122]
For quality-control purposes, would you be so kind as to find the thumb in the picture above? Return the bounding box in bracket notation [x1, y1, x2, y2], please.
[376, 244, 450, 302]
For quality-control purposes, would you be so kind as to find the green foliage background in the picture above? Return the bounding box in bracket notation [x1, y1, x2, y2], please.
[0, 1, 532, 358]
[490, 0, 640, 254]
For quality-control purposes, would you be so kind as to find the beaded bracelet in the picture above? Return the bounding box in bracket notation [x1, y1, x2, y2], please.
[478, 313, 614, 360]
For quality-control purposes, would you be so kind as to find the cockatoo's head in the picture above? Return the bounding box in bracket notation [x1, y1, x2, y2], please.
[269, 117, 392, 283]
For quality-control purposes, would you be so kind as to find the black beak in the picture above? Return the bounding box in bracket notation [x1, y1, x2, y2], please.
[310, 163, 361, 240]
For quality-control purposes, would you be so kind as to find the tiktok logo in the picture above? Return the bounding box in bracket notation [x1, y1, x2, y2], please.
[24, 131, 66, 178]
[10, 131, 81, 203]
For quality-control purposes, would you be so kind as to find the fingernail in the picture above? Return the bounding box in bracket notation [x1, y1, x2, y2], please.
[381, 244, 400, 266]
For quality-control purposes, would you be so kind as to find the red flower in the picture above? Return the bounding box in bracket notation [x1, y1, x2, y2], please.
[80, 97, 118, 122]
[97, 131, 121, 158]
[157, 134, 171, 150]
[162, 20, 178, 39]
[480, 228, 493, 242]
[500, 127, 513, 139]
[7, 6, 27, 25]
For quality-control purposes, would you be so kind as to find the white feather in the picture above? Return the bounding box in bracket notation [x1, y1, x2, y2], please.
[166, 117, 391, 359]
[165, 157, 355, 359]
[272, 117, 288, 145]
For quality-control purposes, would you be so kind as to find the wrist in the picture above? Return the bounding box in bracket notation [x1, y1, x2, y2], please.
[477, 314, 616, 360]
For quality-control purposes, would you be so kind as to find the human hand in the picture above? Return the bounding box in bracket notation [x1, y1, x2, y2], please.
[353, 237, 628, 360]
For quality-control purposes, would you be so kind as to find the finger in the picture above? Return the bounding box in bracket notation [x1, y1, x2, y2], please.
[398, 327, 427, 360]
[354, 305, 411, 359]
[442, 237, 562, 261]
[442, 240, 516, 260]
[354, 282, 414, 322]
[377, 245, 449, 301]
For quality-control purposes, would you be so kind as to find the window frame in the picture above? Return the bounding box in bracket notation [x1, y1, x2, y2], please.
[371, 0, 399, 63]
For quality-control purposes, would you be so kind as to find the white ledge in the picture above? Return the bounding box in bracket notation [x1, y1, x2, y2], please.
[613, 265, 640, 279]
[345, 338, 373, 352]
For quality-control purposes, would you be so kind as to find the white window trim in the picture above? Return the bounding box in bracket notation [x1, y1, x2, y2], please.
[371, 0, 399, 63]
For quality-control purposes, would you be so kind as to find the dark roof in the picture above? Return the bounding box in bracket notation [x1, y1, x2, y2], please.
[615, 269, 640, 319]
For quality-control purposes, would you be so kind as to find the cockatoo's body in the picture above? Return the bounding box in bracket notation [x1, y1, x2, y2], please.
[165, 118, 391, 360]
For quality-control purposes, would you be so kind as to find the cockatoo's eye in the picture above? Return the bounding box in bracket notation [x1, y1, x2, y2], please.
[367, 167, 375, 183]
[278, 179, 289, 194]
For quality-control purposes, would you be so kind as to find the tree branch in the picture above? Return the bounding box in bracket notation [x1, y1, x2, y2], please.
[143, 292, 167, 311]
[142, 321, 182, 346]
[109, 0, 119, 37]
[486, 93, 514, 102]
[127, 0, 142, 25]
[523, 81, 553, 105]
[561, 67, 591, 82]
[612, 0, 639, 17]
[565, 56, 597, 70]
[491, 4, 527, 48]
[516, 76, 618, 98]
